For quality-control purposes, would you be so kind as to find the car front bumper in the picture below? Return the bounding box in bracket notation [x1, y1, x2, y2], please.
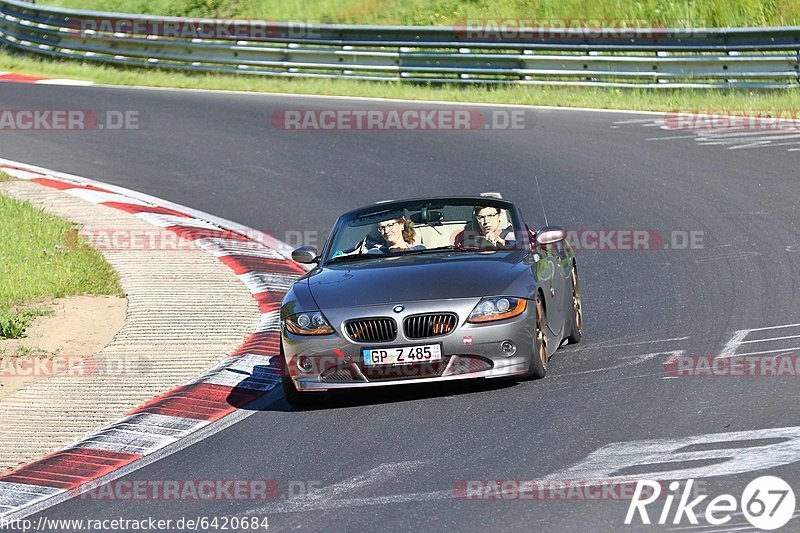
[282, 297, 538, 392]
[293, 360, 529, 391]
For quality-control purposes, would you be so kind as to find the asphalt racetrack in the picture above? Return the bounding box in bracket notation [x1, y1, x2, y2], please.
[1, 82, 798, 532]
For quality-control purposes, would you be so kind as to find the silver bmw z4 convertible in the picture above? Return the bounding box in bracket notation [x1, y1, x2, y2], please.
[280, 195, 583, 406]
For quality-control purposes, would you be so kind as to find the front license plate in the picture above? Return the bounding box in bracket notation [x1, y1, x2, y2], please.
[363, 344, 442, 366]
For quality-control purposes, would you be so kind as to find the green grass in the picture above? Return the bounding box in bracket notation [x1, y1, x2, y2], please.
[1, 49, 799, 114]
[43, 0, 800, 27]
[0, 175, 124, 339]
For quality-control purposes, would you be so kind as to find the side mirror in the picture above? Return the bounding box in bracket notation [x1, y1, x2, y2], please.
[535, 226, 566, 246]
[292, 246, 319, 264]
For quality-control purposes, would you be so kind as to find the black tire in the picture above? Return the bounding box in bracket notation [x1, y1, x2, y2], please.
[522, 294, 548, 380]
[280, 344, 320, 408]
[566, 264, 583, 345]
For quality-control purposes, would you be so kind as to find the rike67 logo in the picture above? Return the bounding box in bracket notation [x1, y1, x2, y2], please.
[625, 476, 795, 530]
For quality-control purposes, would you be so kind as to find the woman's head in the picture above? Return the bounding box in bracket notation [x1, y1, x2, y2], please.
[377, 217, 415, 246]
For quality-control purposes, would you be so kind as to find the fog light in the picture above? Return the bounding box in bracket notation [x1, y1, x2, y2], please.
[297, 356, 314, 372]
[500, 341, 516, 356]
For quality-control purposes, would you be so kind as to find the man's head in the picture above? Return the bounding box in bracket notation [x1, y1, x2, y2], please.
[474, 206, 502, 236]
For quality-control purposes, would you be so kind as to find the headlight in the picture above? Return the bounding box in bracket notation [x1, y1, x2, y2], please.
[285, 312, 334, 335]
[467, 297, 527, 323]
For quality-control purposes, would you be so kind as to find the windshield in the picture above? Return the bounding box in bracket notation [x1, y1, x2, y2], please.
[322, 199, 525, 264]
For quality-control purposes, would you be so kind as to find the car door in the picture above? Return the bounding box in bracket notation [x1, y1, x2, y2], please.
[528, 224, 565, 338]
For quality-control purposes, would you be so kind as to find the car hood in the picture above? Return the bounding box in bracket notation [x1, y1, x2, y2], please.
[306, 251, 528, 309]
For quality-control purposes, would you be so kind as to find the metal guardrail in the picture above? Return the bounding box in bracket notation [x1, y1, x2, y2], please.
[0, 0, 798, 88]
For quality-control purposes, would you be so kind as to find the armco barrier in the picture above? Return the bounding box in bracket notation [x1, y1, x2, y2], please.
[0, 0, 798, 88]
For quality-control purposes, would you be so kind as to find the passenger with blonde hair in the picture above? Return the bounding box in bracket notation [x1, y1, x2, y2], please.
[369, 216, 425, 254]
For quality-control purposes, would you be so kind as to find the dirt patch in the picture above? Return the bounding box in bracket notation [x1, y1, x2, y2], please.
[0, 295, 127, 399]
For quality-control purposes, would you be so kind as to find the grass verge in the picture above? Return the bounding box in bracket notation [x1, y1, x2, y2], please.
[41, 0, 800, 27]
[0, 173, 124, 339]
[1, 50, 799, 114]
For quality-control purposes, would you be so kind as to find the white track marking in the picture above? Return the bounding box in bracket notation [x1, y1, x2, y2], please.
[718, 323, 800, 358]
[646, 135, 698, 141]
[745, 322, 800, 332]
[705, 136, 787, 146]
[250, 427, 800, 515]
[698, 140, 770, 147]
[737, 140, 800, 149]
[728, 141, 788, 150]
[696, 129, 799, 140]
[740, 334, 800, 344]
[552, 351, 681, 378]
[253, 488, 453, 514]
[617, 117, 800, 152]
[612, 337, 690, 346]
[305, 461, 425, 502]
[249, 462, 454, 514]
[724, 133, 800, 144]
[545, 426, 800, 483]
[718, 330, 749, 358]
[716, 347, 800, 359]
[570, 337, 689, 351]
[694, 252, 759, 264]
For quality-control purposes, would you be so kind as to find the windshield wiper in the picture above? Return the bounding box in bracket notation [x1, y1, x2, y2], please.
[326, 245, 488, 264]
[409, 245, 484, 254]
[324, 252, 378, 265]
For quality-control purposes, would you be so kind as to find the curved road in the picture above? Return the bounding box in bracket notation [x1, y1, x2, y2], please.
[1, 83, 798, 532]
